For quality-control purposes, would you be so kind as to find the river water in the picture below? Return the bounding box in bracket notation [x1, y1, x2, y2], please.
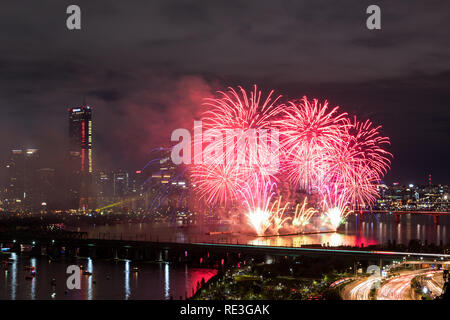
[2, 212, 448, 300]
[72, 213, 450, 248]
[0, 253, 216, 300]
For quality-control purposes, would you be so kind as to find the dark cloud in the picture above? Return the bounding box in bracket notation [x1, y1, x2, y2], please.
[0, 0, 449, 184]
[88, 89, 122, 102]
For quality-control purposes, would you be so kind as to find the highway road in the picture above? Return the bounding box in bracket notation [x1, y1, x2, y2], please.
[342, 268, 443, 300]
[377, 269, 437, 300]
[341, 275, 381, 300]
[424, 271, 443, 298]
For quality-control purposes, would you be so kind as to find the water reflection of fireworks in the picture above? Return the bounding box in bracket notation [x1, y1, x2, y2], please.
[240, 180, 335, 237]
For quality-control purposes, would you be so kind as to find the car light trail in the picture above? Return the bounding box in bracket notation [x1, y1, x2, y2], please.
[377, 270, 438, 300]
[192, 242, 450, 259]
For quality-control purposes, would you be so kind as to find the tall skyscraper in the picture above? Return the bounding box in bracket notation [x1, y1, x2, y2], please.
[95, 170, 113, 198]
[68, 105, 93, 210]
[4, 149, 40, 211]
[113, 170, 129, 197]
[36, 168, 56, 209]
[149, 148, 176, 185]
[6, 150, 25, 202]
[23, 149, 39, 209]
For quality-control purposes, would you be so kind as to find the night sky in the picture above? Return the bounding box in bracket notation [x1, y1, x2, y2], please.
[0, 0, 449, 185]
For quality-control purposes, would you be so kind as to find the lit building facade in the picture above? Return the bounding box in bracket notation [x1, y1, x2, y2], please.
[68, 105, 93, 210]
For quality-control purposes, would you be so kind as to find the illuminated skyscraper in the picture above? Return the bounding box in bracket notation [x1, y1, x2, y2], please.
[68, 105, 93, 210]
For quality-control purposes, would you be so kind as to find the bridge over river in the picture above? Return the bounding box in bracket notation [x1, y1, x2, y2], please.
[1, 230, 449, 267]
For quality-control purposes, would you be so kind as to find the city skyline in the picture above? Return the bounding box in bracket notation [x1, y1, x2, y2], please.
[0, 97, 448, 187]
[1, 101, 448, 214]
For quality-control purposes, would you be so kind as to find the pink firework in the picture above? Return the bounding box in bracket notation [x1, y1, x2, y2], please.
[291, 198, 318, 229]
[239, 179, 277, 236]
[276, 96, 349, 191]
[190, 162, 247, 206]
[345, 116, 392, 178]
[184, 86, 393, 227]
[320, 184, 354, 229]
[324, 116, 392, 208]
[202, 85, 282, 132]
[239, 179, 290, 236]
[269, 196, 291, 235]
[276, 96, 392, 210]
[190, 85, 284, 205]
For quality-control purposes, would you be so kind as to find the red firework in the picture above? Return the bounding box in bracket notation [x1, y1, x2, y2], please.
[202, 85, 282, 131]
[190, 85, 284, 205]
[276, 97, 392, 209]
[324, 116, 392, 207]
[276, 96, 349, 191]
[186, 86, 392, 230]
[190, 162, 247, 205]
[345, 116, 392, 177]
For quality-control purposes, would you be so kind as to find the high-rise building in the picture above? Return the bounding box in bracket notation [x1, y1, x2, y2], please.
[5, 150, 25, 202]
[3, 149, 40, 211]
[145, 148, 191, 211]
[95, 170, 113, 198]
[68, 105, 93, 210]
[149, 148, 176, 185]
[130, 170, 145, 194]
[36, 168, 56, 209]
[113, 170, 129, 197]
[24, 149, 39, 209]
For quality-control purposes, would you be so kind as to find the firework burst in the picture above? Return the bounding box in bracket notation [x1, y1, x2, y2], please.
[320, 185, 354, 229]
[239, 179, 277, 236]
[323, 116, 392, 208]
[276, 96, 349, 191]
[190, 85, 284, 206]
[269, 197, 291, 235]
[190, 162, 247, 205]
[291, 198, 318, 229]
[345, 116, 392, 178]
[181, 86, 393, 233]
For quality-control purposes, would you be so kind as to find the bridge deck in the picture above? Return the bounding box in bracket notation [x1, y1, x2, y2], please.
[2, 232, 450, 260]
